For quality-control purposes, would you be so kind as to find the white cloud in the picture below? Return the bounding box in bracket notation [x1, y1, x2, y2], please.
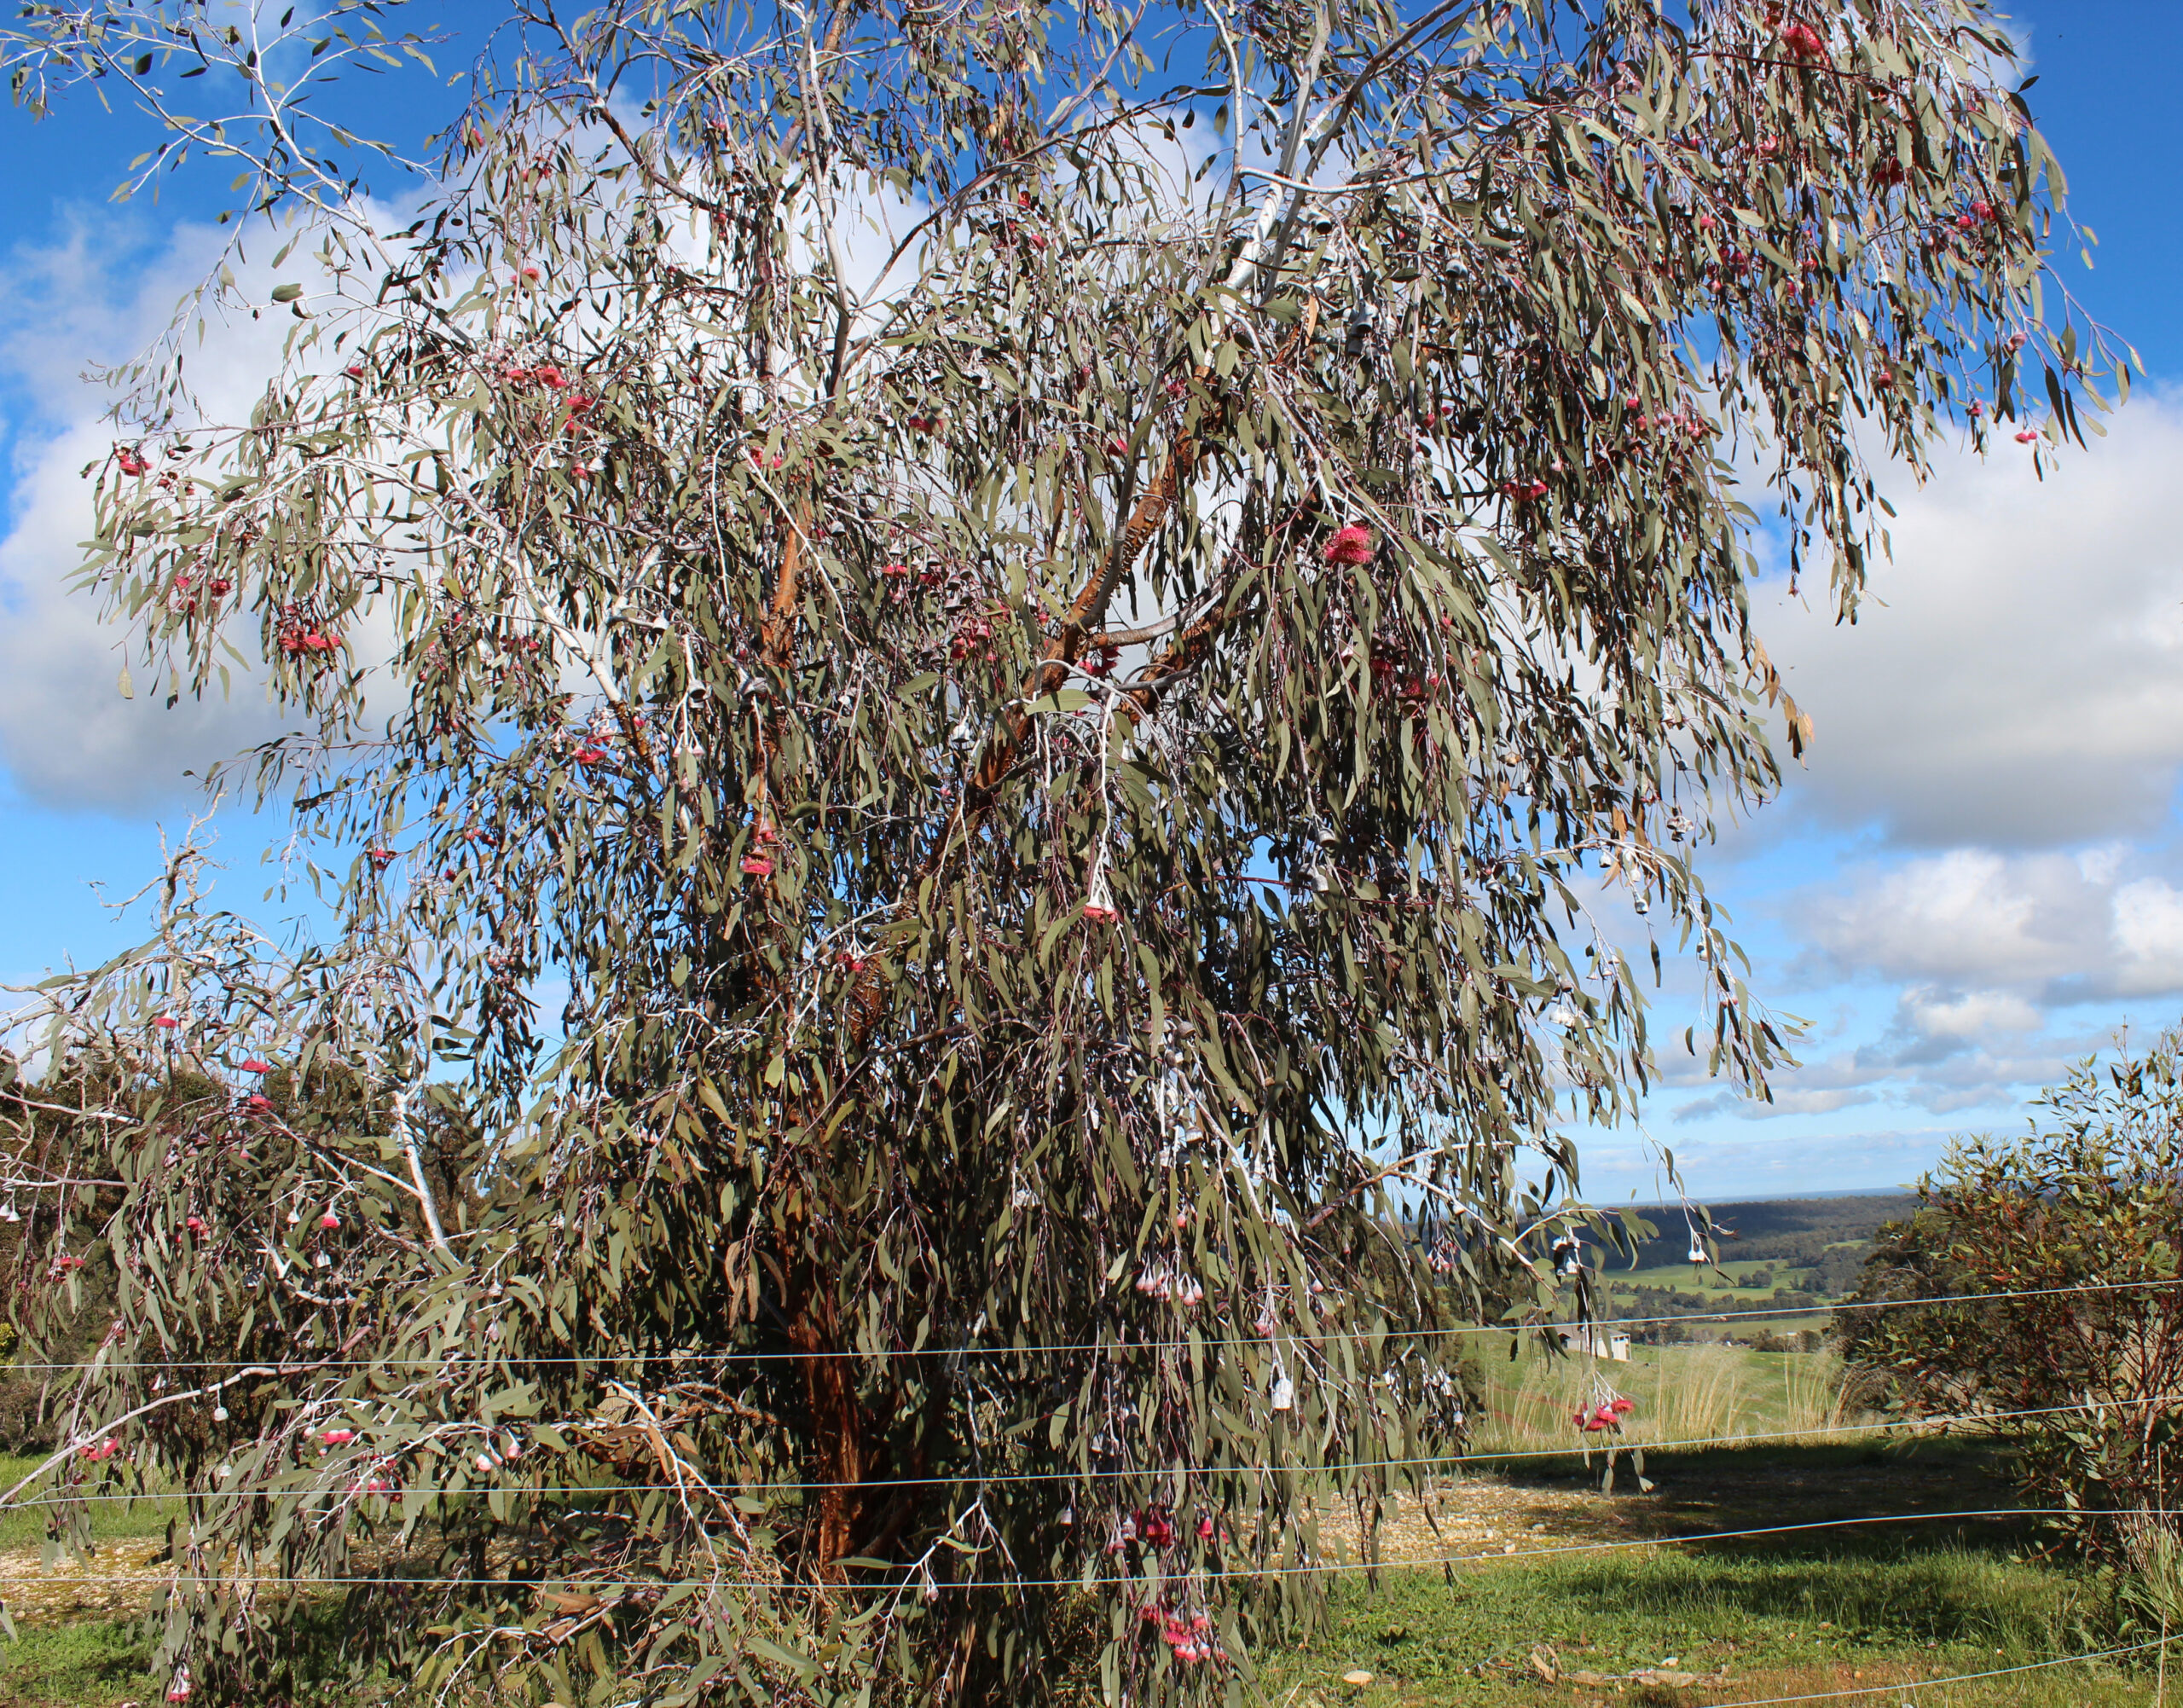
[1752, 395, 2183, 848]
[1787, 848, 2100, 987]
[1899, 985, 2043, 1039]
[2111, 876, 2183, 995]
[1663, 836, 2180, 1127]
[0, 217, 300, 810]
[1781, 844, 2183, 1010]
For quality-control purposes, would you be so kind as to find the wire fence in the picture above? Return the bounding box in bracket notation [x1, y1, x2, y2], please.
[3, 1271, 2174, 1699]
[0, 1506, 2134, 1590]
[7, 1392, 2176, 1506]
[3, 1444, 2169, 1698]
[0, 1271, 2169, 1373]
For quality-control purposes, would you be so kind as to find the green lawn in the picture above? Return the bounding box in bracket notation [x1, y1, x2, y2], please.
[1264, 1433, 2156, 1705]
[0, 1618, 155, 1708]
[1267, 1543, 2153, 1705]
[0, 1454, 182, 1553]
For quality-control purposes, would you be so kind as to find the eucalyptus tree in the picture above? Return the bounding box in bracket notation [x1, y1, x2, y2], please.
[0, 0, 2121, 1701]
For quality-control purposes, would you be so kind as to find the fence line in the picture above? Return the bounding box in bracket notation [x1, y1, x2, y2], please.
[0, 1273, 2169, 1375]
[11, 1394, 2178, 1506]
[1, 1506, 2163, 1591]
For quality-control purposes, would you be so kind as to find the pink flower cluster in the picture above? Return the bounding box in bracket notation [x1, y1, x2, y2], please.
[743, 819, 780, 877]
[1133, 1262, 1204, 1306]
[1778, 20, 1826, 59]
[1141, 1603, 1220, 1665]
[1574, 1397, 1636, 1433]
[1323, 524, 1375, 565]
[949, 613, 997, 663]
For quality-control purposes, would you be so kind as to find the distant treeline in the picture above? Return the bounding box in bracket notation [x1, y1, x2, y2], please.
[1603, 1193, 1917, 1277]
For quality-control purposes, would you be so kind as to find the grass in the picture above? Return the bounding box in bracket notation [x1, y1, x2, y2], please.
[0, 1455, 182, 1553]
[1265, 1423, 2155, 1705]
[0, 1618, 154, 1708]
[1265, 1542, 2151, 1705]
[0, 1404, 2163, 1706]
[1469, 1340, 1863, 1462]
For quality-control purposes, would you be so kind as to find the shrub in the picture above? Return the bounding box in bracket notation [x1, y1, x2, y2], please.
[1836, 1030, 2183, 1579]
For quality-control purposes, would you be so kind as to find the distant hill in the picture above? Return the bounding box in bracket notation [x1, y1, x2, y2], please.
[1602, 1192, 1918, 1295]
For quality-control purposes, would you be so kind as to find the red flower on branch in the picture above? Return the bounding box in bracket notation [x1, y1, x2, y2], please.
[1778, 20, 1826, 59]
[1324, 524, 1374, 565]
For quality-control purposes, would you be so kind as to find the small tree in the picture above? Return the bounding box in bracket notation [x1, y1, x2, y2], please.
[1837, 1031, 2183, 1581]
[1, 0, 2117, 1701]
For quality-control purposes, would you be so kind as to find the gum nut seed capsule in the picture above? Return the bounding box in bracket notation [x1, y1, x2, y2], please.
[288, 1208, 304, 1225]
[478, 1452, 497, 1472]
[1059, 1506, 1074, 1526]
[212, 1406, 228, 1421]
[1271, 1376, 1294, 1411]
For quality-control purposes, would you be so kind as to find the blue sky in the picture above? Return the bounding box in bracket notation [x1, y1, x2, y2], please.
[1, 3, 2179, 1202]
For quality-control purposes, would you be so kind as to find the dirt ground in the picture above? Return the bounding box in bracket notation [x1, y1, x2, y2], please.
[0, 1542, 168, 1628]
[0, 1445, 2013, 1629]
[1315, 1441, 2016, 1566]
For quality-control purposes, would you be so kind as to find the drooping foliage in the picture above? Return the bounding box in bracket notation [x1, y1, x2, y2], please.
[0, 0, 2122, 1699]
